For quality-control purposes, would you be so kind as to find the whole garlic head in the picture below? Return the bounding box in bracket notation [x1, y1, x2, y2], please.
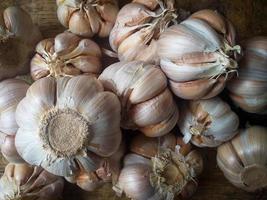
[99, 61, 179, 137]
[0, 79, 29, 163]
[227, 37, 267, 114]
[0, 163, 64, 200]
[217, 126, 267, 192]
[15, 75, 122, 177]
[31, 31, 102, 80]
[0, 6, 42, 81]
[158, 9, 240, 100]
[114, 133, 203, 200]
[178, 97, 239, 147]
[109, 0, 177, 63]
[57, 0, 119, 37]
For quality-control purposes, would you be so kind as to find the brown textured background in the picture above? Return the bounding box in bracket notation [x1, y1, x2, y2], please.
[1, 0, 267, 200]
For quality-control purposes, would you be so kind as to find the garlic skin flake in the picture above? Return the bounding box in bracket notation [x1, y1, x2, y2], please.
[0, 79, 29, 163]
[0, 163, 64, 200]
[114, 133, 203, 200]
[99, 61, 179, 137]
[158, 9, 240, 100]
[217, 126, 267, 192]
[57, 0, 118, 37]
[178, 97, 239, 147]
[15, 76, 122, 177]
[0, 6, 42, 81]
[228, 37, 267, 114]
[31, 31, 102, 80]
[109, 0, 177, 63]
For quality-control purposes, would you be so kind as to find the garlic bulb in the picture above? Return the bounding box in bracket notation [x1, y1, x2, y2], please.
[0, 79, 29, 163]
[158, 9, 240, 100]
[65, 141, 125, 191]
[30, 31, 102, 80]
[227, 37, 267, 114]
[57, 0, 118, 37]
[114, 133, 203, 200]
[15, 75, 122, 177]
[0, 163, 64, 200]
[109, 0, 177, 63]
[0, 6, 42, 81]
[217, 126, 267, 192]
[99, 61, 179, 137]
[178, 97, 239, 147]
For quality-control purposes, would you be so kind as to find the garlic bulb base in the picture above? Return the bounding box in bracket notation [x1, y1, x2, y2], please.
[39, 108, 90, 158]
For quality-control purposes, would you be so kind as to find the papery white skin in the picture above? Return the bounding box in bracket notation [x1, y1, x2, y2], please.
[0, 6, 42, 81]
[30, 31, 102, 80]
[178, 97, 239, 147]
[217, 126, 267, 192]
[109, 1, 177, 63]
[56, 0, 118, 37]
[158, 10, 240, 100]
[0, 163, 64, 200]
[0, 79, 29, 163]
[99, 61, 179, 137]
[15, 75, 122, 177]
[228, 37, 267, 114]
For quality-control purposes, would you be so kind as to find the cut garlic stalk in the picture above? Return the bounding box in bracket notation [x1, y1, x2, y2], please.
[0, 163, 64, 200]
[31, 32, 102, 80]
[114, 133, 203, 200]
[217, 126, 267, 192]
[158, 9, 240, 100]
[15, 76, 122, 177]
[57, 0, 118, 37]
[227, 37, 267, 114]
[99, 61, 179, 137]
[0, 6, 42, 81]
[178, 97, 239, 147]
[0, 79, 29, 163]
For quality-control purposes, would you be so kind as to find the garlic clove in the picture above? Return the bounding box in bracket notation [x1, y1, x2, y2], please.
[1, 135, 24, 163]
[54, 32, 80, 56]
[132, 0, 159, 10]
[30, 54, 50, 81]
[35, 38, 55, 56]
[190, 9, 227, 35]
[68, 55, 102, 74]
[86, 7, 101, 35]
[226, 20, 236, 46]
[75, 172, 103, 192]
[185, 150, 204, 176]
[123, 153, 152, 167]
[13, 163, 34, 186]
[68, 11, 93, 37]
[56, 1, 76, 27]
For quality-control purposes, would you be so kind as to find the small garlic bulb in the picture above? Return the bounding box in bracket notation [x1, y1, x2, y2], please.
[217, 126, 267, 192]
[178, 97, 239, 147]
[114, 133, 203, 200]
[65, 141, 125, 191]
[0, 163, 64, 200]
[227, 37, 267, 114]
[99, 61, 179, 137]
[30, 31, 102, 80]
[158, 9, 240, 100]
[0, 6, 42, 81]
[109, 0, 177, 63]
[0, 79, 29, 163]
[15, 75, 122, 177]
[57, 0, 119, 37]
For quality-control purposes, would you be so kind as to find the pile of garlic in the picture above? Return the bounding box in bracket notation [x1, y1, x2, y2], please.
[0, 1, 266, 200]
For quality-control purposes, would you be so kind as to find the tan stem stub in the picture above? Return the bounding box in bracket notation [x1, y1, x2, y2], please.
[150, 149, 194, 200]
[39, 108, 90, 158]
[241, 164, 267, 191]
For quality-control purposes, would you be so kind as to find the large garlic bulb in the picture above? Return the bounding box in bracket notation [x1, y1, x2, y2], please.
[158, 9, 240, 100]
[99, 61, 179, 137]
[109, 0, 177, 63]
[178, 97, 239, 147]
[57, 0, 118, 37]
[227, 37, 267, 114]
[0, 163, 64, 200]
[114, 133, 203, 200]
[65, 141, 125, 191]
[30, 31, 102, 80]
[0, 79, 29, 163]
[0, 6, 42, 81]
[15, 75, 122, 177]
[217, 126, 267, 192]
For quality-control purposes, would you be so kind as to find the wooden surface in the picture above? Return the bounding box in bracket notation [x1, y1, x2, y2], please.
[1, 0, 267, 200]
